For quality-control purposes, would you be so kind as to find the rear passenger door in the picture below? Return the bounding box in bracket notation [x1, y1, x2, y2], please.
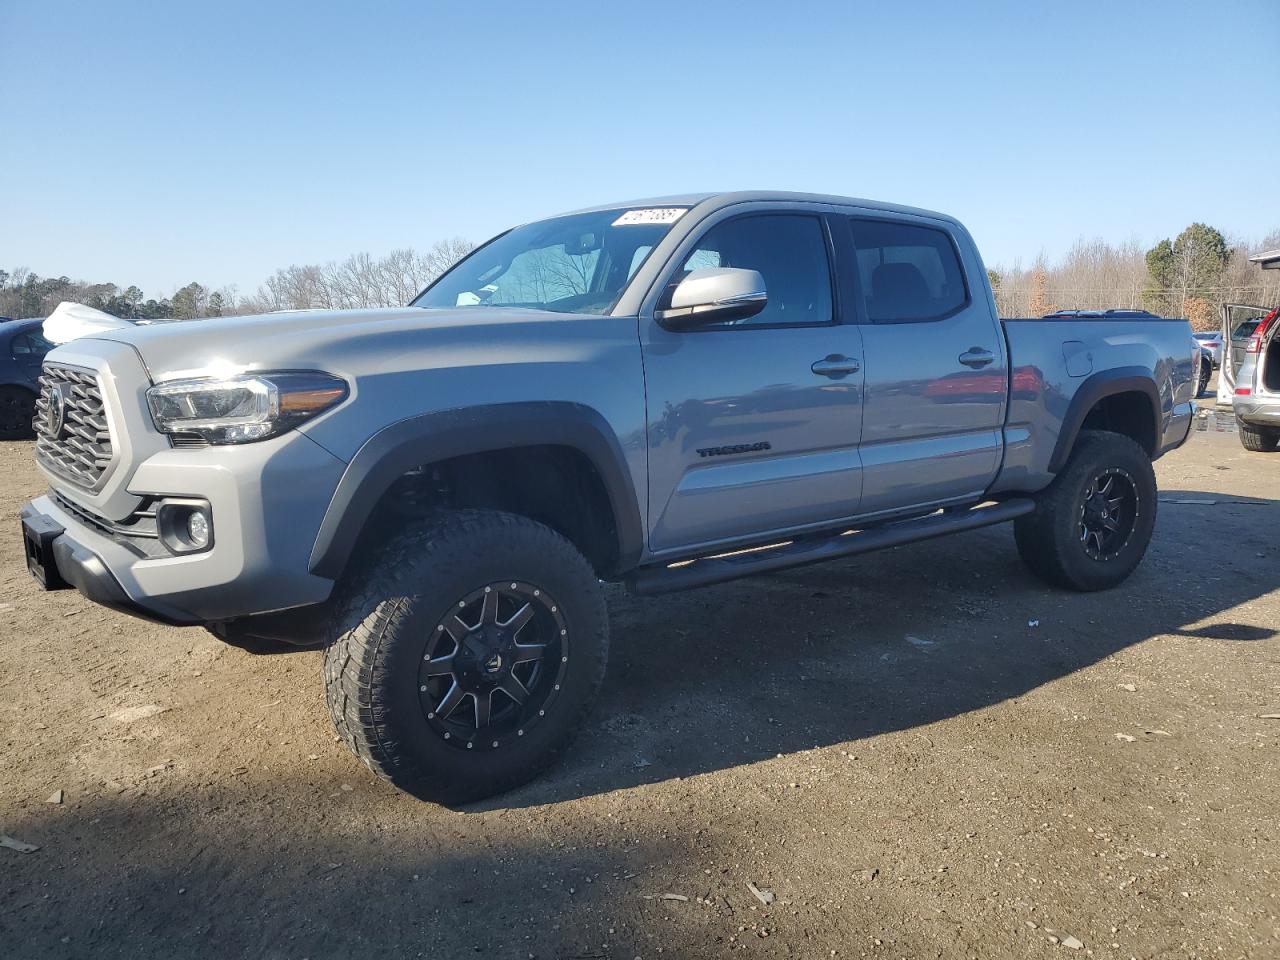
[843, 215, 1007, 515]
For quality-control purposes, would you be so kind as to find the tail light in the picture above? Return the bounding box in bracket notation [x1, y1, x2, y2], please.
[1245, 308, 1277, 354]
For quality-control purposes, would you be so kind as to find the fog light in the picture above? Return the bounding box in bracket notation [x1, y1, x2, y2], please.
[187, 511, 210, 548]
[156, 499, 214, 554]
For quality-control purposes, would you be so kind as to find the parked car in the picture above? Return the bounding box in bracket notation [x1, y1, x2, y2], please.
[1223, 304, 1279, 451]
[1193, 330, 1223, 367]
[1, 318, 54, 439]
[20, 191, 1197, 802]
[1194, 338, 1212, 397]
[1215, 250, 1280, 450]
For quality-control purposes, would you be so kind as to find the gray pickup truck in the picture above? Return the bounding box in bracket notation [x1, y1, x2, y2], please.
[21, 192, 1197, 803]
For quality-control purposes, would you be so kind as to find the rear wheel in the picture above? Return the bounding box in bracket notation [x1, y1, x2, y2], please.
[1237, 419, 1280, 452]
[0, 386, 36, 440]
[1196, 360, 1211, 397]
[1015, 430, 1157, 592]
[323, 509, 608, 804]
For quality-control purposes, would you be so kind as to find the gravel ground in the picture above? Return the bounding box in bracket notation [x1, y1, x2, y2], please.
[2, 408, 1277, 959]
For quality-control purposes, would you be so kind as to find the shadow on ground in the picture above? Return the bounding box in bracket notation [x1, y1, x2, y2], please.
[4, 490, 1276, 959]
[486, 489, 1279, 809]
[3, 780, 679, 959]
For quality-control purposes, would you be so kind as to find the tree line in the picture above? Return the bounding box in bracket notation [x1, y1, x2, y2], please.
[989, 223, 1280, 330]
[0, 270, 237, 322]
[0, 238, 474, 323]
[3, 225, 1276, 331]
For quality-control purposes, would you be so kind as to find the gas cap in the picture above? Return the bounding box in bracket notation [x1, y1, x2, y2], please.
[1063, 341, 1093, 378]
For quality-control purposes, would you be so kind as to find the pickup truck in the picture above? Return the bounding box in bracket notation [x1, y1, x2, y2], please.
[20, 192, 1197, 803]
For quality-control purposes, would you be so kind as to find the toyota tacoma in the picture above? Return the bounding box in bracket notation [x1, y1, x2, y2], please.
[21, 192, 1197, 803]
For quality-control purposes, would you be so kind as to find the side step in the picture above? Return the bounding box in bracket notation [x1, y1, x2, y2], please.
[627, 498, 1035, 596]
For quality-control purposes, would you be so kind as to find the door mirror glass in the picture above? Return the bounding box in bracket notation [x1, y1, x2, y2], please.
[656, 267, 767, 330]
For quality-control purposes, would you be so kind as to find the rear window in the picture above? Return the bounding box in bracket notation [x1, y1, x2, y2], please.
[848, 219, 968, 322]
[1232, 319, 1262, 340]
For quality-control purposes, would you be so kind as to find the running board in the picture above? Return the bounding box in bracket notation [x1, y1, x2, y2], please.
[627, 498, 1035, 596]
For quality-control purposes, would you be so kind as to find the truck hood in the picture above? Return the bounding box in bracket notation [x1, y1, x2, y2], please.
[77, 306, 592, 381]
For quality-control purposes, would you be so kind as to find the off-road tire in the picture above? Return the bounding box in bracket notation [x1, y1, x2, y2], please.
[1237, 419, 1280, 452]
[1014, 430, 1157, 592]
[0, 386, 36, 440]
[323, 509, 608, 804]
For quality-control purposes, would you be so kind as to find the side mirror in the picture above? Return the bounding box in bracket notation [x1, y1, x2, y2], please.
[656, 267, 767, 330]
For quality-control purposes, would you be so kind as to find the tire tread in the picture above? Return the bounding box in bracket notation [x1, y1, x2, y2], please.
[1014, 430, 1156, 592]
[322, 509, 607, 803]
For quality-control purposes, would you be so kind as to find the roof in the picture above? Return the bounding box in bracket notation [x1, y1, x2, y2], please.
[558, 190, 958, 225]
[1, 317, 46, 334]
[1248, 248, 1280, 269]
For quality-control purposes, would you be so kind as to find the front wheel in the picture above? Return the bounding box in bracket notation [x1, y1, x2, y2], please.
[323, 509, 608, 804]
[1014, 430, 1157, 592]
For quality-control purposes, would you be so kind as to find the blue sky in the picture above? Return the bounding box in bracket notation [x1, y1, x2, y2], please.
[3, 0, 1277, 297]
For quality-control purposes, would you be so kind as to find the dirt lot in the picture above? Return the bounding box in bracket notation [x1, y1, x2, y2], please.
[2, 411, 1277, 960]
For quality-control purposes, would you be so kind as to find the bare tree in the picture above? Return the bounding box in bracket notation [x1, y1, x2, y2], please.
[247, 240, 475, 314]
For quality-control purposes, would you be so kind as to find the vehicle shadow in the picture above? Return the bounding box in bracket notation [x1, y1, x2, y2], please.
[480, 488, 1280, 810]
[1, 773, 690, 960]
[3, 492, 1275, 959]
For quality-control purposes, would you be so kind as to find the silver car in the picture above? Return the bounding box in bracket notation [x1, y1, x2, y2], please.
[1218, 250, 1280, 451]
[1193, 330, 1223, 367]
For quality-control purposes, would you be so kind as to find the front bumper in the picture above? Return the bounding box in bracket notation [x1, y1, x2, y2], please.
[21, 504, 192, 624]
[24, 428, 349, 624]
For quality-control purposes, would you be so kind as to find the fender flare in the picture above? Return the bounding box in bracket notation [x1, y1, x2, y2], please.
[307, 402, 644, 580]
[1047, 366, 1162, 473]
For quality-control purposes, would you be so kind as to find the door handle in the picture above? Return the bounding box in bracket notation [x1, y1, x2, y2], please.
[958, 347, 995, 369]
[811, 354, 861, 379]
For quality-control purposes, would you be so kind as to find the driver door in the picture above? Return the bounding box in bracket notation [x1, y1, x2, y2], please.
[640, 210, 866, 556]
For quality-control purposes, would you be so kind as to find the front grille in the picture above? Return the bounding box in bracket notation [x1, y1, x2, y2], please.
[53, 491, 167, 558]
[33, 364, 115, 489]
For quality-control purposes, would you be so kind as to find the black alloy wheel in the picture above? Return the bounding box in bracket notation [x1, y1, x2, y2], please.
[418, 580, 568, 750]
[1013, 430, 1157, 592]
[1077, 468, 1139, 561]
[323, 509, 609, 804]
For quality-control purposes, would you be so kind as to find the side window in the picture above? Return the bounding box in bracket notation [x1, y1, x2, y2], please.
[11, 333, 48, 355]
[849, 219, 968, 322]
[670, 214, 833, 327]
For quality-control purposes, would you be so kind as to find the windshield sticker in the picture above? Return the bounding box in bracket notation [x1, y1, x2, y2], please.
[612, 208, 686, 226]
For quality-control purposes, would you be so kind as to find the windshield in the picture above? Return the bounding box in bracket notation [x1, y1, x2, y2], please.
[413, 207, 687, 315]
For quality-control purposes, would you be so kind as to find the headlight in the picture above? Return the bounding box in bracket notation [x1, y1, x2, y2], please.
[146, 372, 348, 444]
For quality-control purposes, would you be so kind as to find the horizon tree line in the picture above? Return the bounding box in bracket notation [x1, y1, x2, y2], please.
[3, 225, 1277, 332]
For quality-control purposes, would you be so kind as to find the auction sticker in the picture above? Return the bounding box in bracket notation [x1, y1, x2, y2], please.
[613, 208, 687, 226]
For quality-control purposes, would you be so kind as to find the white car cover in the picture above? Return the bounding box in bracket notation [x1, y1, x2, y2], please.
[42, 301, 135, 344]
